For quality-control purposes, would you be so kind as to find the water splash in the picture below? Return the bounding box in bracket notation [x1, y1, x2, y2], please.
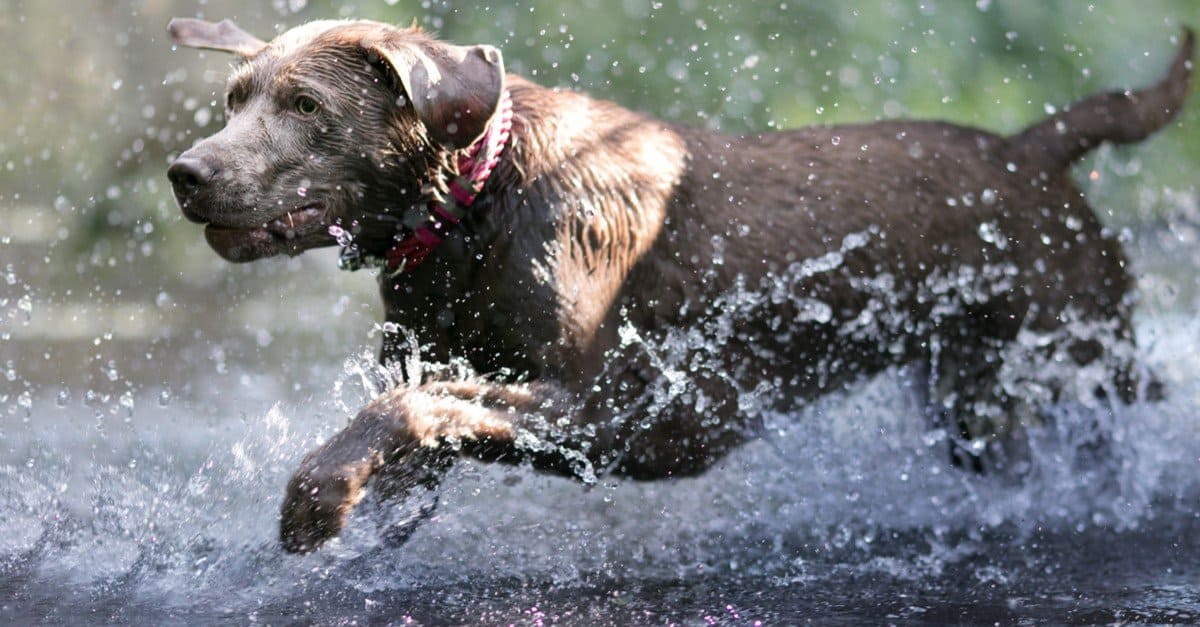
[3, 260, 1200, 623]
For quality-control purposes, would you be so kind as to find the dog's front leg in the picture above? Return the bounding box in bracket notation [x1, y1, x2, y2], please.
[279, 380, 591, 553]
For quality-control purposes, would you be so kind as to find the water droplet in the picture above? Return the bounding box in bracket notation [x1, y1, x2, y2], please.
[797, 298, 833, 323]
[710, 235, 725, 266]
[16, 295, 32, 322]
[977, 221, 1008, 249]
[17, 391, 32, 415]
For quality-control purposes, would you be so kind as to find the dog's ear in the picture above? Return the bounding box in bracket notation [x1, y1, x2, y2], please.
[168, 18, 268, 58]
[366, 36, 505, 149]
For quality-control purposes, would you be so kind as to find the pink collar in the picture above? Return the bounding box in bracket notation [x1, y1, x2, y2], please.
[336, 90, 514, 275]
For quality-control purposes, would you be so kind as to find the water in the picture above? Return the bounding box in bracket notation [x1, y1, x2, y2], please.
[3, 280, 1200, 623]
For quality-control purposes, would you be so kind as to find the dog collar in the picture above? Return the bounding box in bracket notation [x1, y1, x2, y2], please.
[336, 89, 514, 275]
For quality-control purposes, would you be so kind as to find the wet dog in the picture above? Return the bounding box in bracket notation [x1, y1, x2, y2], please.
[166, 18, 1193, 553]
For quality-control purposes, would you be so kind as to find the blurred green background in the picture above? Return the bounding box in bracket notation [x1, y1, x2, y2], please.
[1, 1, 1198, 403]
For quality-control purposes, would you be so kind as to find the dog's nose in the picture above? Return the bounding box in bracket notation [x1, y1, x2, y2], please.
[167, 155, 217, 199]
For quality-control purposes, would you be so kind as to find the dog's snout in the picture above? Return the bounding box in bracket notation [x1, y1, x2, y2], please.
[168, 155, 217, 200]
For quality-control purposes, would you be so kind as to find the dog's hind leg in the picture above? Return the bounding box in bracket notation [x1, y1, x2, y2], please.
[923, 343, 1048, 475]
[923, 341, 1008, 473]
[919, 296, 1046, 474]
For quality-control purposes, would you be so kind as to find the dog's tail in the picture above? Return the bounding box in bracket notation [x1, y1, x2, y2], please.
[1012, 28, 1194, 168]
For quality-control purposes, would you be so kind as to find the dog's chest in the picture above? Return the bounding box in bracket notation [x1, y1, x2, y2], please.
[380, 258, 566, 380]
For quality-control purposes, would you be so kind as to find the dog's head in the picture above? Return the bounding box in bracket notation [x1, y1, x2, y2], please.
[166, 18, 505, 262]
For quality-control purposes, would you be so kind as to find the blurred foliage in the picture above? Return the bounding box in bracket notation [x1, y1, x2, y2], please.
[1, 0, 1198, 286]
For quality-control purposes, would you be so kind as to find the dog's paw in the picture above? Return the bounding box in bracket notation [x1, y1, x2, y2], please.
[279, 457, 373, 553]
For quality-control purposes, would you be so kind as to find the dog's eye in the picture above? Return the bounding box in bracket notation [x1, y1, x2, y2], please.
[294, 95, 320, 116]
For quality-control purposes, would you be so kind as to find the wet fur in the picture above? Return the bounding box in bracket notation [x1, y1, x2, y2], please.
[166, 20, 1194, 553]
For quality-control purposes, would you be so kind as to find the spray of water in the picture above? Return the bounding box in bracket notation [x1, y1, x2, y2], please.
[3, 206, 1200, 622]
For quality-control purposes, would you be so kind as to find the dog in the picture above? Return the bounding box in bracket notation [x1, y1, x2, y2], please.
[166, 17, 1193, 553]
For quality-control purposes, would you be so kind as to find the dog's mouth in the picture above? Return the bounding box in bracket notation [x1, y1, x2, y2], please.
[203, 206, 335, 262]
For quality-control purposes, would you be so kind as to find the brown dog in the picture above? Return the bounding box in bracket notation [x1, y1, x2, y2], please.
[166, 18, 1193, 553]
